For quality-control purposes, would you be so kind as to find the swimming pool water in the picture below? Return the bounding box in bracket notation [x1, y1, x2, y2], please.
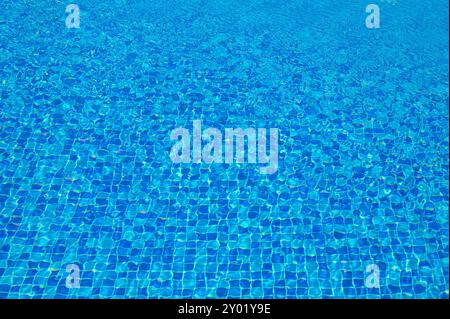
[0, 0, 448, 299]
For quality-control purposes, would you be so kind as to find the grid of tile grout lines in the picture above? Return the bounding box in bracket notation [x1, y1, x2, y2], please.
[0, 0, 448, 298]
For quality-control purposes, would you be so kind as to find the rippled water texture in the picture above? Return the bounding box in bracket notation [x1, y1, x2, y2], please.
[0, 0, 448, 298]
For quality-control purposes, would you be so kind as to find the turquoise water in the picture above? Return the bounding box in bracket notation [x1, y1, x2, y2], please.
[0, 0, 448, 298]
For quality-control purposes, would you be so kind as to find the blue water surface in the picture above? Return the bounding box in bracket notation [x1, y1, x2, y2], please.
[0, 0, 448, 298]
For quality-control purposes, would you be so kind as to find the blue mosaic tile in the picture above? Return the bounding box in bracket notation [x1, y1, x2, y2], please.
[0, 0, 448, 299]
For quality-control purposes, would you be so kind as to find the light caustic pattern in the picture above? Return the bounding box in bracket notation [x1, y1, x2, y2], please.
[0, 0, 448, 298]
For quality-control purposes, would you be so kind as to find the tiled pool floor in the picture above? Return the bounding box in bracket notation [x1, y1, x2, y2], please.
[0, 0, 448, 298]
